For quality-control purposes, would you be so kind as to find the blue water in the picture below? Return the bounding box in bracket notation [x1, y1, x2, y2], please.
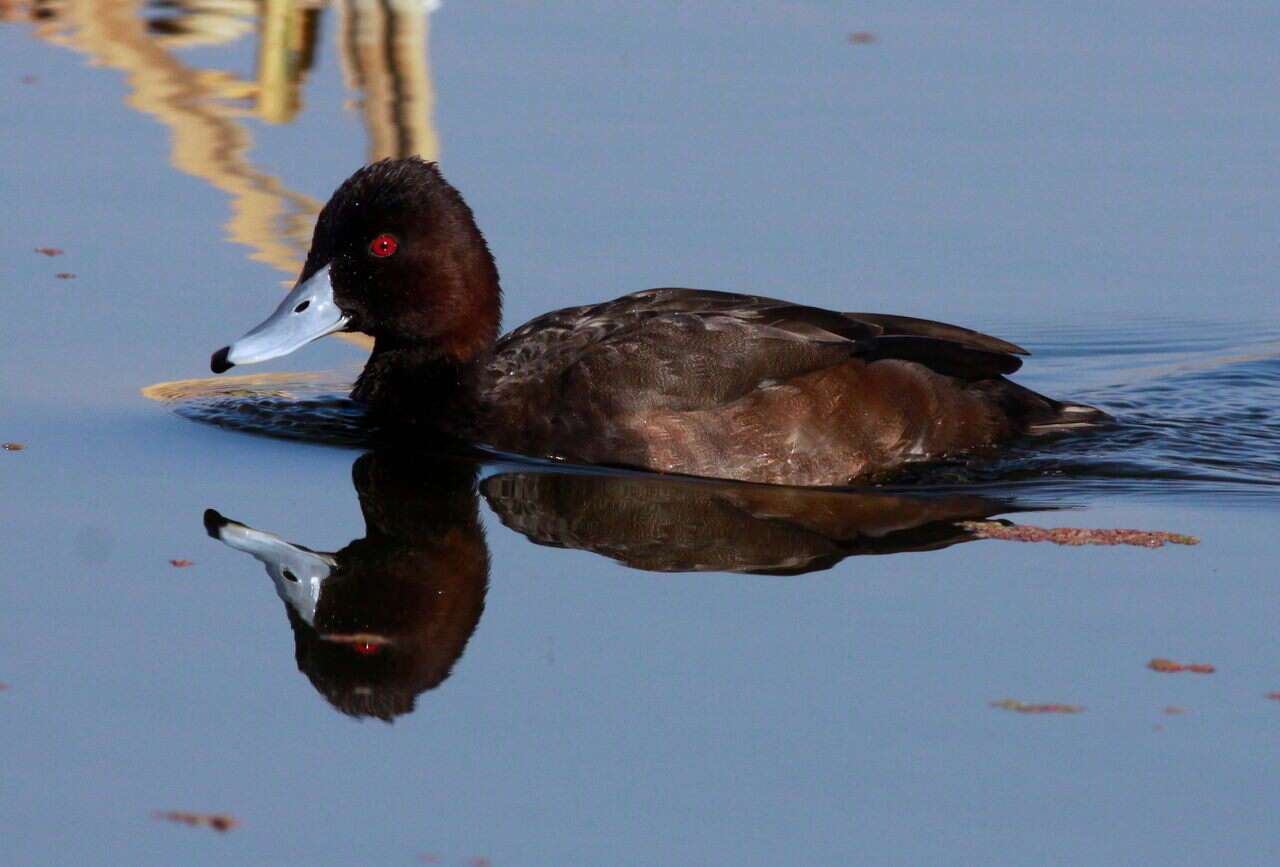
[3, 2, 1279, 864]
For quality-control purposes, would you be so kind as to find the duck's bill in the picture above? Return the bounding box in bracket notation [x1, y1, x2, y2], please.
[211, 264, 349, 373]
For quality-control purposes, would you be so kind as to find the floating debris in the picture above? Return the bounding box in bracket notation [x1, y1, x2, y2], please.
[847, 31, 877, 44]
[34, 247, 63, 256]
[1164, 706, 1186, 714]
[168, 559, 195, 568]
[990, 699, 1085, 714]
[2, 443, 24, 451]
[55, 273, 76, 279]
[962, 521, 1199, 548]
[418, 851, 489, 864]
[0, 683, 9, 691]
[20, 74, 38, 84]
[1148, 658, 1215, 674]
[1267, 693, 1280, 701]
[153, 811, 239, 832]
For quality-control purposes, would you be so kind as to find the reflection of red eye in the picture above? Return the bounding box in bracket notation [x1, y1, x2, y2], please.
[353, 642, 381, 655]
[369, 234, 398, 257]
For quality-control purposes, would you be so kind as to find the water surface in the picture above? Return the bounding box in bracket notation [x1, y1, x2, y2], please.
[4, 2, 1279, 864]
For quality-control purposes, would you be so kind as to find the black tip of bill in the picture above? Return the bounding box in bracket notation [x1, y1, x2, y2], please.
[203, 508, 227, 538]
[210, 346, 233, 374]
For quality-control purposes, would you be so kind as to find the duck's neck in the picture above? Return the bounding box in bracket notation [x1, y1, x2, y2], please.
[352, 340, 490, 439]
[350, 179, 503, 436]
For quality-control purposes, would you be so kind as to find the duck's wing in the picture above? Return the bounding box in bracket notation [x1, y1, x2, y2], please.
[497, 287, 874, 348]
[538, 288, 1029, 351]
[482, 289, 1080, 484]
[488, 288, 1027, 418]
[490, 305, 855, 416]
[613, 289, 1029, 377]
[842, 311, 1029, 355]
[494, 288, 1024, 386]
[839, 309, 1030, 379]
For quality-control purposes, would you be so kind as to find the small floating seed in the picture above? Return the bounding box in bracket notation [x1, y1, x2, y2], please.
[153, 810, 239, 832]
[1148, 658, 1215, 674]
[990, 699, 1084, 714]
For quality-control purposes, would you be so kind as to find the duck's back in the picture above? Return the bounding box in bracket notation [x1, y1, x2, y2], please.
[476, 288, 1103, 485]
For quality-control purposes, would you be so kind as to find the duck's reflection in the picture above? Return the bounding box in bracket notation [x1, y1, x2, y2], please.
[482, 472, 1015, 575]
[206, 452, 487, 722]
[207, 451, 1017, 719]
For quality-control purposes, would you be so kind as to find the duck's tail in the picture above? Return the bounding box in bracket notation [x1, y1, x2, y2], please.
[1026, 400, 1112, 434]
[977, 378, 1111, 435]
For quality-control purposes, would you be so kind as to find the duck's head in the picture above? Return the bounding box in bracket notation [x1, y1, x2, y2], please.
[211, 157, 500, 374]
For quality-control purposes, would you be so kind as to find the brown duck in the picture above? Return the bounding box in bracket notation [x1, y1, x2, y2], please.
[211, 157, 1106, 485]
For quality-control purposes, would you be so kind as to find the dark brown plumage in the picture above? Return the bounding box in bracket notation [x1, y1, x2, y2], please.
[212, 157, 1107, 485]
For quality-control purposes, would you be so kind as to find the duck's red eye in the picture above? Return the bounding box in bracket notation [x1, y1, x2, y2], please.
[369, 234, 398, 257]
[353, 642, 381, 655]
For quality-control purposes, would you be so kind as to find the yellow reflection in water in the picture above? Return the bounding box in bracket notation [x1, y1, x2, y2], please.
[141, 369, 337, 403]
[337, 0, 440, 163]
[6, 0, 440, 361]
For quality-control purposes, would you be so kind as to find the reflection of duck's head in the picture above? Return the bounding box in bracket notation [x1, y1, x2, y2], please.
[206, 453, 487, 721]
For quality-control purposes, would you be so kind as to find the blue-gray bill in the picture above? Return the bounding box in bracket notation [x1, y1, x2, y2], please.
[211, 264, 348, 373]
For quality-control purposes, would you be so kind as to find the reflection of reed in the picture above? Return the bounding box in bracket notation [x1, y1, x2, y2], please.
[336, 0, 438, 161]
[36, 0, 322, 274]
[141, 369, 336, 403]
[255, 0, 322, 124]
[6, 0, 439, 278]
[142, 1, 257, 49]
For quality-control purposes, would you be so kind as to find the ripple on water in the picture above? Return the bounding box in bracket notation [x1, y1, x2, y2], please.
[143, 371, 374, 448]
[146, 326, 1280, 505]
[901, 328, 1280, 502]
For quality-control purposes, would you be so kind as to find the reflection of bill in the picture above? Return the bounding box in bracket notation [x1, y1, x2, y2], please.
[206, 452, 487, 722]
[8, 0, 439, 353]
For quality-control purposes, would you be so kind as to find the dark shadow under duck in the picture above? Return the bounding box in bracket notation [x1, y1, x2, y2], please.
[210, 157, 1106, 485]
